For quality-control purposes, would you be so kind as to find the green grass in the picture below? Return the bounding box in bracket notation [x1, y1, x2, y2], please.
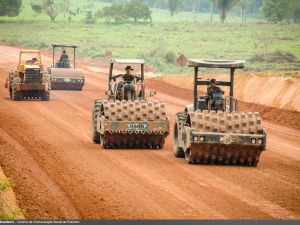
[0, 178, 25, 220]
[0, 208, 25, 220]
[0, 178, 15, 193]
[0, 0, 299, 73]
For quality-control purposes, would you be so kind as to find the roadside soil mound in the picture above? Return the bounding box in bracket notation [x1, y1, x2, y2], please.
[147, 78, 300, 129]
[151, 72, 300, 112]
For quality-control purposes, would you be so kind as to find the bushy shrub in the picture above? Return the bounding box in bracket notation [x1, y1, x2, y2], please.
[84, 11, 96, 24]
[164, 51, 176, 64]
[31, 4, 42, 14]
[249, 51, 297, 63]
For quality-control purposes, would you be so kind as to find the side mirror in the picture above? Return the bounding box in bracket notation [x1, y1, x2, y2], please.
[149, 90, 157, 97]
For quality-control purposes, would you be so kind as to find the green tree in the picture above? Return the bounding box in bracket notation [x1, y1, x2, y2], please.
[239, 0, 250, 22]
[190, 0, 200, 12]
[262, 0, 286, 22]
[125, 0, 152, 22]
[166, 0, 182, 17]
[289, 1, 300, 23]
[247, 0, 263, 18]
[100, 4, 127, 22]
[31, 4, 43, 14]
[213, 0, 239, 23]
[262, 0, 300, 23]
[0, 0, 22, 17]
[210, 0, 214, 22]
[41, 0, 69, 22]
[84, 11, 96, 24]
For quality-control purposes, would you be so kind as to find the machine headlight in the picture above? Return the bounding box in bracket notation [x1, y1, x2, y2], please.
[251, 139, 256, 144]
[200, 136, 205, 142]
[258, 139, 263, 144]
[194, 136, 199, 142]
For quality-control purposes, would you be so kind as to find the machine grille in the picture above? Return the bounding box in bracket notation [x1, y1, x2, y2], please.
[25, 68, 41, 84]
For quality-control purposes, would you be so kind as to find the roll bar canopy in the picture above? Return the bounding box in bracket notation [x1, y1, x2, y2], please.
[51, 43, 79, 68]
[52, 44, 79, 48]
[108, 59, 146, 99]
[111, 59, 145, 65]
[188, 59, 245, 69]
[20, 50, 41, 54]
[19, 50, 42, 65]
[188, 59, 245, 112]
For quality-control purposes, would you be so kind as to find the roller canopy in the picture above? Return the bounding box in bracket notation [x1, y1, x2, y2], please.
[20, 50, 41, 53]
[111, 59, 145, 65]
[188, 59, 245, 69]
[52, 44, 79, 48]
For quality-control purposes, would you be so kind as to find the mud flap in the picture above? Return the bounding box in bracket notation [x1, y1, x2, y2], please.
[97, 116, 106, 135]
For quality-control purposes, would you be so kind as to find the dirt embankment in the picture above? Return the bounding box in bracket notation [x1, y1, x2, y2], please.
[147, 73, 300, 129]
[152, 72, 300, 111]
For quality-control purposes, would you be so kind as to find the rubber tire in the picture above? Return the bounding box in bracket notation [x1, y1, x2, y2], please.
[173, 122, 185, 158]
[92, 100, 102, 144]
[12, 77, 22, 101]
[9, 88, 12, 99]
[42, 75, 51, 101]
[42, 91, 50, 101]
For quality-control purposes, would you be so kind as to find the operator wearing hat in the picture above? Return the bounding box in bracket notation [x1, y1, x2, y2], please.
[122, 65, 135, 82]
[207, 79, 225, 100]
[26, 57, 38, 65]
[122, 65, 140, 100]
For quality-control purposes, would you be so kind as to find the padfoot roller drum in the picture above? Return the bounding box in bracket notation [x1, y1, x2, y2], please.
[174, 111, 266, 166]
[92, 100, 169, 149]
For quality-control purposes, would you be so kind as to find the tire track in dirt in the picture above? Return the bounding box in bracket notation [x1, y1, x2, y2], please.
[0, 127, 80, 219]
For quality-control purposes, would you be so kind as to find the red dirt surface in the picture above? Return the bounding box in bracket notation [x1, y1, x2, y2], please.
[0, 45, 300, 220]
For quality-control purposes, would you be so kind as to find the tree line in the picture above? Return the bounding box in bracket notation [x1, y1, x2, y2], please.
[96, 0, 300, 23]
[0, 0, 299, 24]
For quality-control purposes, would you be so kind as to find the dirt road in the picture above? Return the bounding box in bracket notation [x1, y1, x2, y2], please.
[0, 45, 299, 220]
